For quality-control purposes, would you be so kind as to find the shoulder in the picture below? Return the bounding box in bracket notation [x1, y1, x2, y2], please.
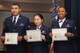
[20, 15, 29, 23]
[20, 15, 29, 20]
[66, 19, 74, 23]
[4, 16, 12, 21]
[42, 26, 51, 33]
[66, 19, 76, 27]
[52, 19, 58, 24]
[67, 19, 73, 22]
[42, 25, 50, 30]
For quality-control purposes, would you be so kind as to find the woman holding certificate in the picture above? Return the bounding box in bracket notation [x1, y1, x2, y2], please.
[50, 6, 77, 53]
[24, 13, 51, 53]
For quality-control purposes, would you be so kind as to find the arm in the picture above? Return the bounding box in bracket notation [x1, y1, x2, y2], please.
[65, 20, 77, 39]
[42, 27, 52, 44]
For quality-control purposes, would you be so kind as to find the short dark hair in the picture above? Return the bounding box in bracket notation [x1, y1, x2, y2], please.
[57, 6, 67, 12]
[33, 13, 44, 20]
[12, 3, 21, 8]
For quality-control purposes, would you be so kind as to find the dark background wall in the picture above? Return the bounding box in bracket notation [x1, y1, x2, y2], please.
[64, 0, 80, 53]
[76, 0, 80, 53]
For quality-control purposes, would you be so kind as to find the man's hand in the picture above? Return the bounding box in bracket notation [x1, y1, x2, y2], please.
[0, 36, 5, 41]
[18, 36, 22, 42]
[65, 32, 73, 38]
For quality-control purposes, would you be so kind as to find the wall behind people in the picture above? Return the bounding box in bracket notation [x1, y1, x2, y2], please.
[0, 11, 52, 35]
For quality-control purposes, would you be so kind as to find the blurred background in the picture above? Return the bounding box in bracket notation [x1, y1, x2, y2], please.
[0, 0, 80, 53]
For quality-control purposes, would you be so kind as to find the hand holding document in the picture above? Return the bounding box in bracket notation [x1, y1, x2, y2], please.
[18, 36, 22, 42]
[26, 30, 42, 42]
[5, 33, 18, 45]
[24, 35, 28, 41]
[52, 28, 68, 41]
[41, 35, 46, 41]
[0, 36, 5, 41]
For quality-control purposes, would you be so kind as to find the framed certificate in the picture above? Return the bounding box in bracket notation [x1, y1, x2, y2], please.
[4, 33, 18, 45]
[52, 28, 68, 41]
[26, 30, 42, 42]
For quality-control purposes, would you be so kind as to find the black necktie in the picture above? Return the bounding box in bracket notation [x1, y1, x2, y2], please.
[13, 17, 16, 25]
[59, 20, 63, 27]
[59, 20, 62, 23]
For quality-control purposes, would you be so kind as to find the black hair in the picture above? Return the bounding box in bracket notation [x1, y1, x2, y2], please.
[57, 6, 67, 12]
[33, 13, 44, 20]
[12, 3, 21, 8]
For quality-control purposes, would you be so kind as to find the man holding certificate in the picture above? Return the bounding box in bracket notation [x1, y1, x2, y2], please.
[24, 14, 51, 53]
[51, 6, 77, 53]
[0, 3, 29, 53]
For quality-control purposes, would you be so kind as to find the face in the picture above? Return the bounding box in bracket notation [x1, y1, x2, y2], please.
[57, 7, 67, 19]
[34, 15, 43, 26]
[11, 5, 21, 16]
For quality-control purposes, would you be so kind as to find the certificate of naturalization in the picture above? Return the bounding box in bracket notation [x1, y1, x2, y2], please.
[27, 30, 42, 42]
[52, 28, 68, 41]
[5, 33, 18, 45]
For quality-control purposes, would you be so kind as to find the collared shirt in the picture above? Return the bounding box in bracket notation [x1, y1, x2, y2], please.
[36, 25, 42, 30]
[59, 18, 66, 27]
[12, 15, 20, 24]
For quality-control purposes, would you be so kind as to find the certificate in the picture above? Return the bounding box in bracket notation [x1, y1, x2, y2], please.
[4, 33, 18, 45]
[52, 28, 68, 41]
[27, 30, 42, 42]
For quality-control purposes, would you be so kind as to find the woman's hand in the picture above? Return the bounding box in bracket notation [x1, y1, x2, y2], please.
[49, 32, 53, 38]
[41, 35, 46, 41]
[24, 35, 28, 41]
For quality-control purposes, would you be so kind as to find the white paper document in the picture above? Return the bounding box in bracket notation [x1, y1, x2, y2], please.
[5, 33, 18, 45]
[52, 28, 68, 41]
[27, 30, 42, 42]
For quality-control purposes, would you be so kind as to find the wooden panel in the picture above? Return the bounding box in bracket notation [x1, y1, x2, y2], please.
[2, 0, 53, 4]
[0, 1, 52, 13]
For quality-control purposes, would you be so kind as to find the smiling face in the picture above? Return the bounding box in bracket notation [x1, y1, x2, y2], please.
[34, 15, 43, 26]
[11, 5, 21, 16]
[57, 7, 67, 19]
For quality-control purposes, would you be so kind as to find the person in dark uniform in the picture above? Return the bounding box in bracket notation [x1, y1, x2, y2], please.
[24, 13, 52, 53]
[50, 6, 77, 53]
[0, 3, 29, 53]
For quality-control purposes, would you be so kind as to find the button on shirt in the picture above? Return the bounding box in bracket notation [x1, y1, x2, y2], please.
[59, 18, 66, 27]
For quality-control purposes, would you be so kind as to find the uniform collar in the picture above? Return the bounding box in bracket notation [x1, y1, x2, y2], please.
[59, 18, 66, 23]
[36, 25, 42, 29]
[13, 15, 20, 20]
